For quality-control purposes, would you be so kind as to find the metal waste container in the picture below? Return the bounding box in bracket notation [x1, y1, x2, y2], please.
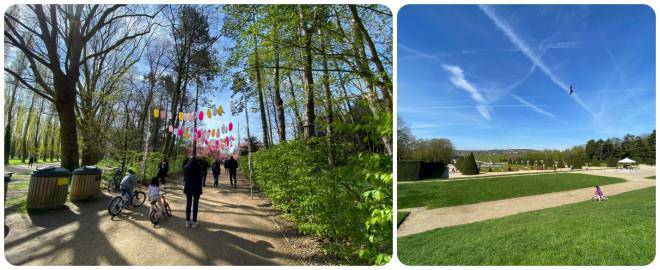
[27, 166, 70, 210]
[4, 172, 12, 201]
[70, 166, 103, 201]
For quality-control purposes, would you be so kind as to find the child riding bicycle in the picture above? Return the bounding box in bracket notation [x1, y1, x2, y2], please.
[119, 167, 138, 209]
[148, 177, 166, 214]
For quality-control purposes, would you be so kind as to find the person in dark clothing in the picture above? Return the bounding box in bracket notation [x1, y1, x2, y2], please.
[200, 157, 210, 187]
[27, 156, 34, 168]
[211, 159, 221, 187]
[225, 156, 239, 188]
[157, 158, 169, 185]
[183, 156, 203, 228]
[224, 159, 228, 174]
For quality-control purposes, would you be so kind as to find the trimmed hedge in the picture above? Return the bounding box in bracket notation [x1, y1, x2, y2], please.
[461, 153, 480, 175]
[397, 160, 447, 181]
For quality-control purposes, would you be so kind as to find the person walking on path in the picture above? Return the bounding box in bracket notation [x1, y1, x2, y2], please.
[157, 158, 169, 185]
[211, 159, 221, 187]
[183, 156, 203, 228]
[27, 156, 34, 168]
[225, 156, 239, 189]
[200, 157, 210, 187]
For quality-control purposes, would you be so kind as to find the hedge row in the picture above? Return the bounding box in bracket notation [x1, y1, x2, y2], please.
[397, 160, 447, 181]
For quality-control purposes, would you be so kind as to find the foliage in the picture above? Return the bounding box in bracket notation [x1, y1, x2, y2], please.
[97, 151, 186, 183]
[397, 211, 410, 227]
[398, 118, 454, 163]
[397, 160, 421, 181]
[242, 139, 392, 265]
[606, 156, 618, 167]
[398, 173, 625, 209]
[557, 158, 565, 168]
[399, 187, 656, 265]
[461, 153, 480, 175]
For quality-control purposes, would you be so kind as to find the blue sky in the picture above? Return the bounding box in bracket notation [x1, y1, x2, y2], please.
[398, 5, 655, 150]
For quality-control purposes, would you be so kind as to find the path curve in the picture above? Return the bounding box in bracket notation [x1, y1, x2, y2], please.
[4, 169, 306, 265]
[397, 167, 656, 237]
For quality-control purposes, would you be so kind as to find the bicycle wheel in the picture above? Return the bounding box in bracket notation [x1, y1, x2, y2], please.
[149, 208, 159, 225]
[108, 196, 124, 216]
[132, 191, 146, 207]
[165, 203, 172, 217]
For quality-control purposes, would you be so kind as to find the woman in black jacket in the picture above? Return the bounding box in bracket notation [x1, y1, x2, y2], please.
[183, 156, 203, 228]
[157, 158, 169, 185]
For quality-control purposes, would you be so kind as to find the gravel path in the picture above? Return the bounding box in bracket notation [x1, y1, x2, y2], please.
[4, 169, 309, 265]
[397, 167, 656, 237]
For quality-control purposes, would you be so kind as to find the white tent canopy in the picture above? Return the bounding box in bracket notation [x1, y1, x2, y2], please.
[618, 158, 636, 164]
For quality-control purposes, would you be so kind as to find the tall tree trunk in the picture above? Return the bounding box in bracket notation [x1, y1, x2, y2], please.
[253, 30, 270, 148]
[4, 54, 27, 164]
[299, 5, 317, 139]
[287, 73, 304, 137]
[272, 26, 286, 142]
[54, 87, 81, 170]
[33, 98, 45, 158]
[21, 94, 36, 163]
[349, 5, 392, 112]
[321, 31, 335, 166]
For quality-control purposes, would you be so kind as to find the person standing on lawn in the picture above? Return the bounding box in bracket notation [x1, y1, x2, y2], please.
[157, 158, 169, 185]
[183, 156, 203, 228]
[211, 158, 221, 187]
[225, 156, 239, 188]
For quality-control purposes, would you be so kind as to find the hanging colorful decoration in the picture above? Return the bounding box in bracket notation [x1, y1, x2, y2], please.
[206, 109, 212, 119]
[168, 125, 174, 133]
[177, 128, 184, 136]
[198, 111, 204, 121]
[178, 112, 184, 121]
[160, 110, 166, 120]
[153, 109, 160, 119]
[211, 129, 216, 137]
[217, 105, 224, 116]
[228, 122, 233, 131]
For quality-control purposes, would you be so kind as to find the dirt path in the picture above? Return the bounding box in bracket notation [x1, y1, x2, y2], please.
[4, 169, 307, 265]
[397, 167, 656, 237]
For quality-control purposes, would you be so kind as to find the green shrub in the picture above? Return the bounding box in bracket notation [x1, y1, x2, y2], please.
[557, 159, 565, 168]
[572, 155, 584, 169]
[606, 157, 618, 167]
[245, 139, 392, 265]
[461, 153, 480, 175]
[398, 160, 421, 181]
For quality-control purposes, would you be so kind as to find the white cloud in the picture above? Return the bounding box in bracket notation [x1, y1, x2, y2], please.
[510, 94, 557, 119]
[479, 5, 596, 117]
[442, 64, 491, 120]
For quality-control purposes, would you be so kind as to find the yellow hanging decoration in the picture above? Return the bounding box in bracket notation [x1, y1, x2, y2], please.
[206, 108, 212, 119]
[211, 129, 216, 137]
[178, 112, 184, 121]
[184, 129, 190, 139]
[153, 109, 160, 119]
[217, 105, 224, 116]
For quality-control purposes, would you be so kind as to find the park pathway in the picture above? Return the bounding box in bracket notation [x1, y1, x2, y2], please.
[397, 167, 656, 237]
[4, 168, 307, 265]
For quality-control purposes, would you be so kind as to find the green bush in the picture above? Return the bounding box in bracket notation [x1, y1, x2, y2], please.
[97, 151, 186, 184]
[461, 153, 480, 175]
[398, 160, 421, 181]
[572, 155, 584, 169]
[243, 139, 392, 265]
[606, 157, 617, 167]
[557, 159, 565, 168]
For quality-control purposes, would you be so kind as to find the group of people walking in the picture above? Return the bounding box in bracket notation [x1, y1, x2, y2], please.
[181, 155, 239, 228]
[117, 155, 240, 229]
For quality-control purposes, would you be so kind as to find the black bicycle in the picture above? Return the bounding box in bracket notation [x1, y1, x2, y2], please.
[107, 168, 123, 193]
[107, 189, 146, 217]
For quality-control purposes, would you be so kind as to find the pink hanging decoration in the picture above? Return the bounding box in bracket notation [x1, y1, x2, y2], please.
[205, 139, 209, 145]
[228, 122, 233, 131]
[168, 125, 174, 133]
[198, 111, 204, 121]
[225, 137, 229, 145]
[215, 140, 219, 146]
[177, 128, 184, 136]
[160, 110, 167, 120]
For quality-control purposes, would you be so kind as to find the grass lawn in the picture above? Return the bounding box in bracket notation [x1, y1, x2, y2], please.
[398, 187, 655, 265]
[645, 175, 655, 179]
[8, 159, 59, 166]
[397, 211, 410, 227]
[398, 173, 625, 209]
